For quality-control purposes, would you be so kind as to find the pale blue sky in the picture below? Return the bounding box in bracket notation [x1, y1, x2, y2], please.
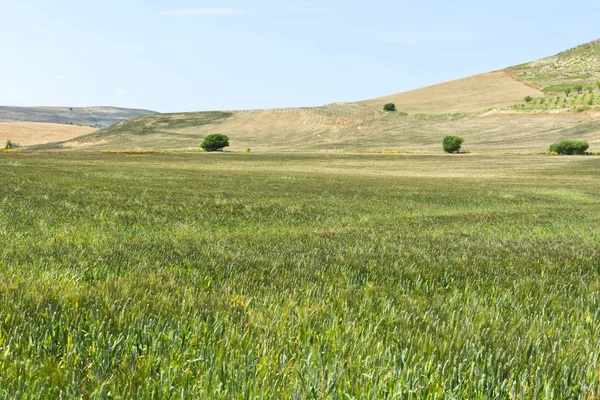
[1, 1, 600, 112]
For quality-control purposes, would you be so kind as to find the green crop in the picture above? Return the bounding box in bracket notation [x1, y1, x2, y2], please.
[0, 152, 599, 398]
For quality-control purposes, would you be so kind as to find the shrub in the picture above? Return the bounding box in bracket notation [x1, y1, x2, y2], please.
[584, 85, 594, 93]
[524, 96, 533, 103]
[549, 140, 589, 155]
[4, 140, 20, 150]
[574, 85, 584, 94]
[596, 81, 600, 90]
[443, 136, 464, 153]
[564, 88, 572, 97]
[201, 134, 230, 152]
[383, 103, 397, 112]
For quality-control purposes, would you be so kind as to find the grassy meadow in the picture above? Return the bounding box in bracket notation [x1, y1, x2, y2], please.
[0, 152, 599, 398]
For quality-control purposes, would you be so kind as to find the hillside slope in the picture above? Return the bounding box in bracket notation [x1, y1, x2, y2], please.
[32, 39, 600, 153]
[361, 71, 543, 113]
[506, 39, 600, 94]
[33, 105, 600, 153]
[0, 106, 157, 128]
[0, 122, 97, 147]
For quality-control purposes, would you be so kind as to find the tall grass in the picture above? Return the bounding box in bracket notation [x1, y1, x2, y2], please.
[0, 153, 599, 398]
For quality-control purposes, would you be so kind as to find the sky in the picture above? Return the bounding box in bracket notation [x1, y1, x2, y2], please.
[2, 1, 600, 113]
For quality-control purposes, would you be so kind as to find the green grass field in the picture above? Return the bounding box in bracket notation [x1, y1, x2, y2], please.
[1, 152, 599, 398]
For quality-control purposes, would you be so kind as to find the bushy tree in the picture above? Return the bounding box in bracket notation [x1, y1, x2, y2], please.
[201, 134, 230, 152]
[549, 140, 589, 155]
[443, 136, 464, 153]
[564, 88, 572, 97]
[383, 103, 397, 112]
[524, 96, 533, 103]
[3, 140, 19, 150]
[574, 85, 584, 94]
[584, 85, 594, 93]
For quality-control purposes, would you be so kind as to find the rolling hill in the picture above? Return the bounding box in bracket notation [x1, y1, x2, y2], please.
[0, 106, 157, 147]
[0, 106, 157, 128]
[30, 40, 600, 153]
[0, 122, 97, 147]
[361, 71, 543, 114]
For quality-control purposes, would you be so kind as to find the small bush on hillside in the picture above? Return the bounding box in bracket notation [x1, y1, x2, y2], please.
[524, 96, 533, 103]
[564, 89, 572, 97]
[443, 136, 464, 153]
[549, 140, 589, 155]
[383, 103, 397, 112]
[574, 85, 584, 94]
[584, 85, 594, 93]
[3, 140, 20, 150]
[201, 134, 230, 152]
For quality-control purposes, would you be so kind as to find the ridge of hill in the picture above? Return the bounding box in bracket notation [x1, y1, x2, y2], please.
[0, 106, 157, 128]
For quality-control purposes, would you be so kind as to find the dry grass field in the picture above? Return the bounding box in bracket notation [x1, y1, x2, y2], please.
[0, 122, 96, 147]
[35, 106, 600, 153]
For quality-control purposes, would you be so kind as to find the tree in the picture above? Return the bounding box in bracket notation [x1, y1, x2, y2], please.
[443, 136, 464, 153]
[574, 85, 584, 94]
[524, 96, 533, 103]
[564, 88, 572, 97]
[596, 81, 600, 90]
[584, 85, 594, 93]
[201, 134, 230, 152]
[383, 103, 397, 112]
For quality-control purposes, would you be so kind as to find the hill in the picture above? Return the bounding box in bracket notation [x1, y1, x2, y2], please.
[0, 106, 157, 128]
[506, 39, 600, 95]
[31, 39, 600, 153]
[361, 71, 542, 114]
[0, 122, 97, 147]
[34, 105, 600, 153]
